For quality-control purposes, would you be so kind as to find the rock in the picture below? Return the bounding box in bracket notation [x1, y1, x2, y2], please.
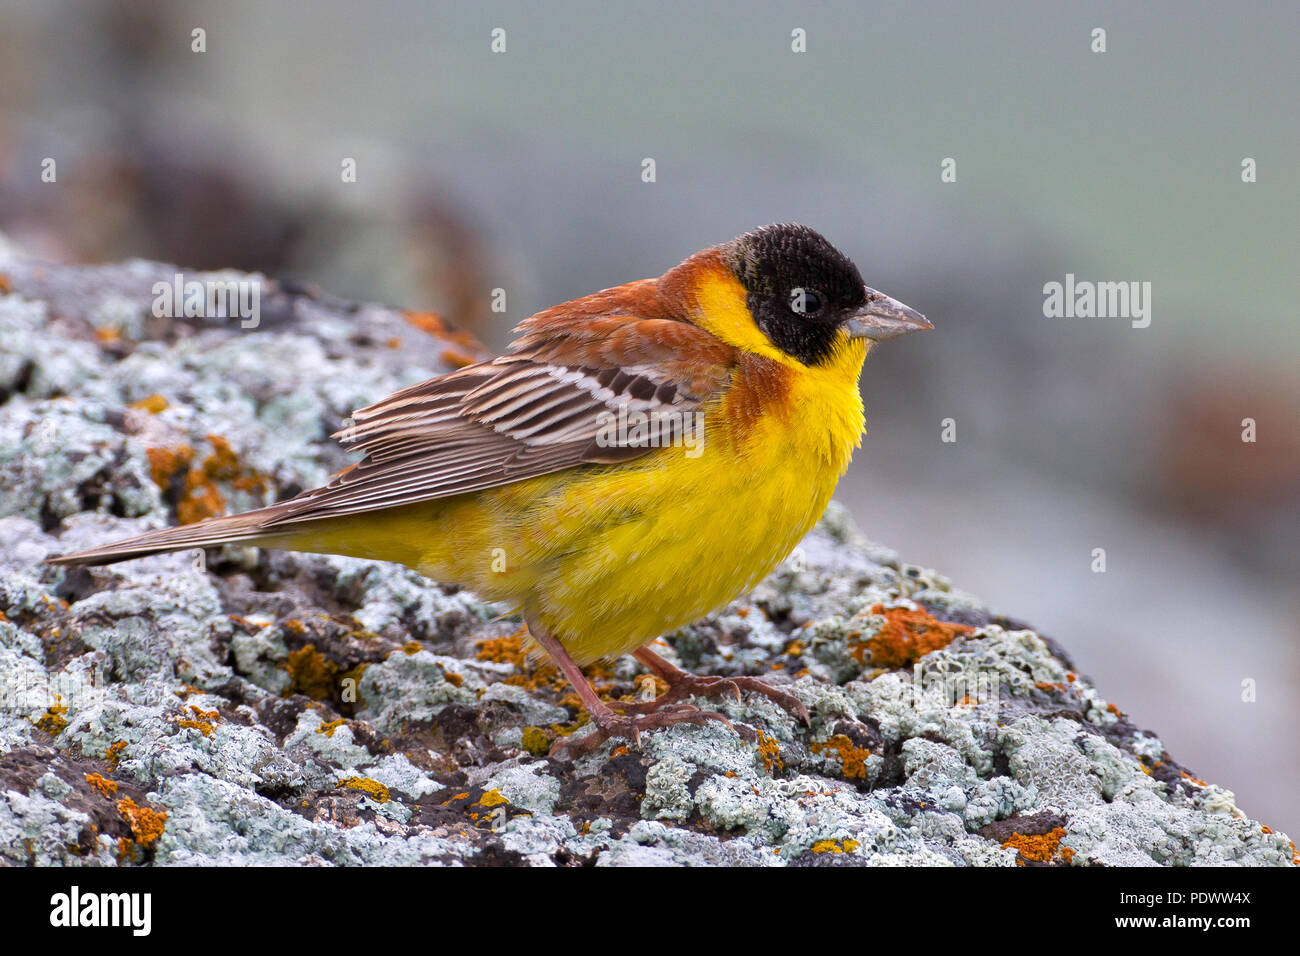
[0, 250, 1293, 867]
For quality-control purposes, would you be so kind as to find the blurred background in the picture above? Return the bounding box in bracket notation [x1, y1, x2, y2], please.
[1, 1, 1296, 831]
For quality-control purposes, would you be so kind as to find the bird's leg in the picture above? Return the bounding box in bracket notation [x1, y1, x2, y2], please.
[528, 626, 737, 759]
[610, 645, 810, 726]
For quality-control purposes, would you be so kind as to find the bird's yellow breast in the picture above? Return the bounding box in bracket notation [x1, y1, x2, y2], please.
[413, 338, 866, 664]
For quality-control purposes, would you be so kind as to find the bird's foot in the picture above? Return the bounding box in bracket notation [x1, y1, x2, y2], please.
[527, 627, 805, 760]
[548, 701, 743, 759]
[616, 647, 811, 726]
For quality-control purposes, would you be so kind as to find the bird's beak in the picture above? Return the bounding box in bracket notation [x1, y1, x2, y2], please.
[843, 287, 932, 341]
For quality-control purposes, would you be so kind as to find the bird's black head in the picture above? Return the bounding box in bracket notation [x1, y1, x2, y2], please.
[723, 223, 871, 366]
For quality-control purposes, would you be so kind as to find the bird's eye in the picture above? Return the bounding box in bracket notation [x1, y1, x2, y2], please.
[789, 288, 824, 315]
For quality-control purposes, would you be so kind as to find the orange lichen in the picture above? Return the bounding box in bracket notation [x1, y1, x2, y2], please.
[152, 434, 270, 525]
[852, 604, 974, 669]
[475, 790, 509, 808]
[145, 444, 196, 490]
[756, 731, 784, 775]
[811, 734, 871, 780]
[129, 393, 170, 414]
[284, 644, 339, 700]
[175, 718, 214, 737]
[1003, 827, 1075, 866]
[512, 662, 564, 694]
[116, 798, 168, 849]
[530, 670, 569, 696]
[340, 777, 390, 802]
[200, 434, 241, 481]
[811, 839, 861, 854]
[585, 659, 620, 682]
[106, 740, 128, 768]
[475, 631, 527, 669]
[317, 718, 347, 737]
[477, 626, 579, 695]
[1180, 771, 1208, 786]
[177, 482, 227, 525]
[35, 696, 68, 735]
[85, 772, 118, 797]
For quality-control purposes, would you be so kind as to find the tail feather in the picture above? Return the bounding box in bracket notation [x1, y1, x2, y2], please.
[46, 506, 289, 567]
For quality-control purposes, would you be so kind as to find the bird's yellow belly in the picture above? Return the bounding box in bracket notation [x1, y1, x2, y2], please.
[519, 434, 845, 664]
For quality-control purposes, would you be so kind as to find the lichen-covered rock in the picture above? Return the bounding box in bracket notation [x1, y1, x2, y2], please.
[0, 252, 1293, 867]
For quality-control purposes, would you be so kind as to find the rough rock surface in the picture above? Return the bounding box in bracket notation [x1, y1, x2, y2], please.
[0, 248, 1294, 867]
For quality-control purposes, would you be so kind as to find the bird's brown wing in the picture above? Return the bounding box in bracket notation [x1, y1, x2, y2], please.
[258, 309, 734, 528]
[46, 282, 736, 565]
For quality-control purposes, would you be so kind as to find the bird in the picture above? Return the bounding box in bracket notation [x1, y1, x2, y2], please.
[48, 223, 932, 757]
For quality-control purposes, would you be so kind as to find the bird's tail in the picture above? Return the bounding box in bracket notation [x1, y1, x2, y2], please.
[46, 505, 293, 567]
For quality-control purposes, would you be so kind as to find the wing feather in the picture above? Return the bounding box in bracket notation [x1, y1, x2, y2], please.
[259, 310, 733, 530]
